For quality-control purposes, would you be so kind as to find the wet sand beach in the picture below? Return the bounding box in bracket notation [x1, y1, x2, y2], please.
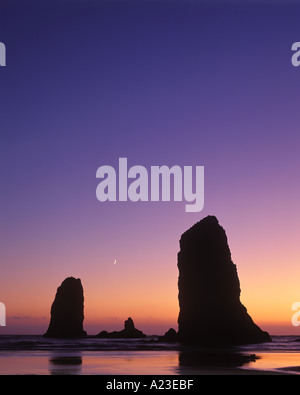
[0, 335, 299, 375]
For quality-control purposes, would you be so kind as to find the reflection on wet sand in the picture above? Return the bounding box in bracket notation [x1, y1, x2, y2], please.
[176, 349, 261, 375]
[49, 354, 82, 375]
[47, 349, 265, 375]
[243, 352, 300, 375]
[48, 351, 178, 375]
[179, 349, 257, 368]
[0, 347, 299, 374]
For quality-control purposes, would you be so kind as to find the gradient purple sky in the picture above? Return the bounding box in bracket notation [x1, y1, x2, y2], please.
[0, 0, 300, 335]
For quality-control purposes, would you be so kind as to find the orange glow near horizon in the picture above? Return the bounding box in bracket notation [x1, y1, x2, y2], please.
[1, 212, 299, 337]
[2, 254, 299, 337]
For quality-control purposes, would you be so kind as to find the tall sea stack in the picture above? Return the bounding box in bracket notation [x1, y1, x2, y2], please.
[44, 277, 87, 338]
[178, 216, 271, 346]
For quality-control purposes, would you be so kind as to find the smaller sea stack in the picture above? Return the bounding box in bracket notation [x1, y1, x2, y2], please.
[44, 277, 87, 338]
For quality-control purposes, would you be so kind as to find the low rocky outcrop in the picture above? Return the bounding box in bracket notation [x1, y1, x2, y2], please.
[158, 328, 178, 342]
[96, 317, 146, 338]
[44, 277, 87, 338]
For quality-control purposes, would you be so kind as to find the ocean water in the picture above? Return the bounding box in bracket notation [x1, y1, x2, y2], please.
[0, 335, 300, 375]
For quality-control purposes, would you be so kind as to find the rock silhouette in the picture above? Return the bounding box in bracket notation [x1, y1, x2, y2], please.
[178, 215, 271, 346]
[96, 317, 146, 338]
[44, 277, 87, 338]
[158, 328, 178, 343]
